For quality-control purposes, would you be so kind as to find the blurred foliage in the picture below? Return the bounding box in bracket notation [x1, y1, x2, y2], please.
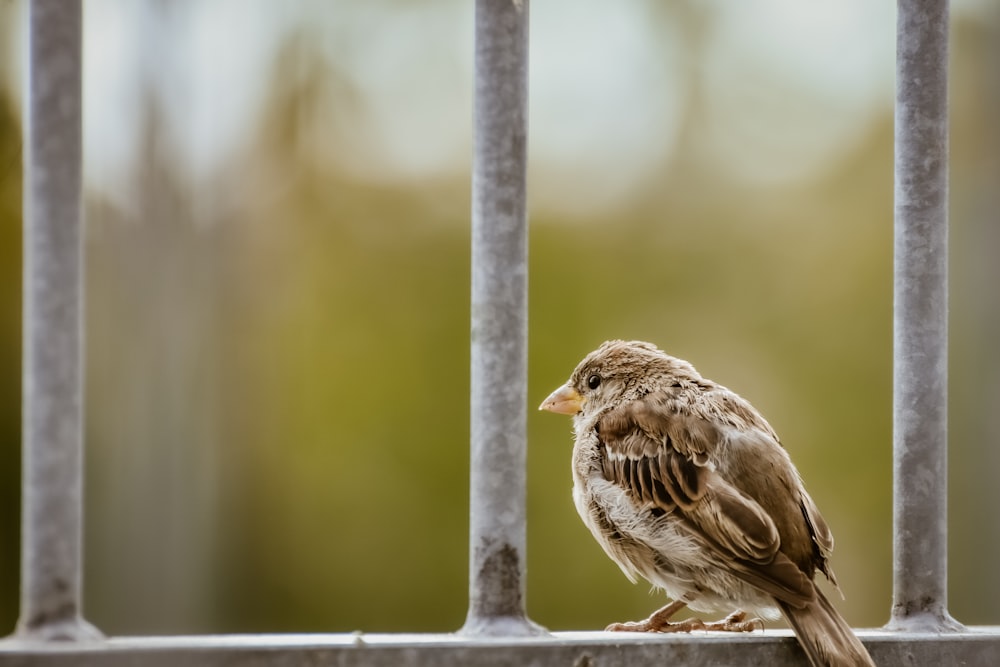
[0, 78, 22, 636]
[946, 5, 1000, 627]
[0, 2, 997, 638]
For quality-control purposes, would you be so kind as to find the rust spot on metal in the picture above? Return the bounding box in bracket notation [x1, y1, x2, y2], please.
[471, 539, 523, 618]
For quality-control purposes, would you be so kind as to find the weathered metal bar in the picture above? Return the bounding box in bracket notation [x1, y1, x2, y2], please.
[462, 0, 542, 637]
[3, 631, 1000, 667]
[16, 0, 101, 641]
[889, 0, 961, 632]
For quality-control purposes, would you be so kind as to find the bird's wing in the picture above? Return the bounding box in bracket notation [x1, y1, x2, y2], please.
[799, 485, 839, 587]
[597, 391, 816, 606]
[709, 388, 841, 590]
[800, 490, 834, 558]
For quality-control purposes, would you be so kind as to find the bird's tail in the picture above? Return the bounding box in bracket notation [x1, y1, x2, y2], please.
[778, 588, 875, 667]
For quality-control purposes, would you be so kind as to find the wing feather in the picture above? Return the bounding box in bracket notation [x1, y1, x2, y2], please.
[800, 488, 839, 588]
[596, 390, 814, 606]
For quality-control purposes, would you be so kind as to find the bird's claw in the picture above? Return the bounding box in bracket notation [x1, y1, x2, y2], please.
[698, 610, 764, 633]
[605, 610, 763, 634]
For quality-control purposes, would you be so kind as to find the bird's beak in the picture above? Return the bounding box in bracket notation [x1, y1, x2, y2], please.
[539, 383, 584, 415]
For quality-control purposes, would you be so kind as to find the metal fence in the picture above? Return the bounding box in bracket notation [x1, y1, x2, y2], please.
[2, 0, 999, 664]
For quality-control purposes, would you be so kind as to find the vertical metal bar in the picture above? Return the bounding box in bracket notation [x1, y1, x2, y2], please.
[461, 0, 543, 637]
[16, 0, 101, 641]
[888, 0, 962, 633]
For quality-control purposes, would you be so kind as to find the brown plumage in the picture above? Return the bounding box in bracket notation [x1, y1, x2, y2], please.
[539, 340, 874, 667]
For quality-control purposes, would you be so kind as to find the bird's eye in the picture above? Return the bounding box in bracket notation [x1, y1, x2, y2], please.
[587, 374, 601, 390]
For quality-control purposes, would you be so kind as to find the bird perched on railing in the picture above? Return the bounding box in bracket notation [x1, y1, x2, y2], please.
[539, 340, 875, 667]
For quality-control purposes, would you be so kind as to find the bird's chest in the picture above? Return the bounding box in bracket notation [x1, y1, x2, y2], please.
[571, 433, 625, 534]
[571, 444, 646, 554]
[570, 432, 711, 588]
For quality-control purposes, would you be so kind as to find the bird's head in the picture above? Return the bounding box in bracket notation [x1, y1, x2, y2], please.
[539, 340, 700, 418]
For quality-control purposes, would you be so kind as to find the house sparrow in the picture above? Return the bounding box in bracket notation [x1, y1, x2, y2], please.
[539, 340, 874, 667]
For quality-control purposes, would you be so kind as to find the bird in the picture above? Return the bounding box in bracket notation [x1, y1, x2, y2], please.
[539, 340, 875, 667]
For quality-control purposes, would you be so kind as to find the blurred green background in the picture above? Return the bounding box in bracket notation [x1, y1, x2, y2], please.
[0, 0, 998, 636]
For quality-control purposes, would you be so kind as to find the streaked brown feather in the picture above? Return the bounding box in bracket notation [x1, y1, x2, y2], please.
[670, 449, 702, 501]
[729, 551, 816, 609]
[595, 391, 816, 605]
[800, 491, 839, 588]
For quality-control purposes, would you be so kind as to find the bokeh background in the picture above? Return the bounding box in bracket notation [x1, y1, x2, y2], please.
[0, 0, 998, 636]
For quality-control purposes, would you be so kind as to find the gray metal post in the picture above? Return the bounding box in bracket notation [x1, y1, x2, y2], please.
[16, 0, 101, 641]
[888, 0, 962, 633]
[461, 0, 543, 637]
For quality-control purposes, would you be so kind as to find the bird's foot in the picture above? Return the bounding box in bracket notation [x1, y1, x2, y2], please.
[605, 617, 706, 633]
[605, 599, 688, 632]
[695, 610, 764, 633]
[606, 609, 763, 634]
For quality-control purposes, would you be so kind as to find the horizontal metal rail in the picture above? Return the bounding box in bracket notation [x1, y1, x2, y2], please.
[2, 631, 1000, 667]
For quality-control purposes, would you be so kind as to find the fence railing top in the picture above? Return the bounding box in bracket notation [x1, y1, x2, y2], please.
[4, 630, 1000, 667]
